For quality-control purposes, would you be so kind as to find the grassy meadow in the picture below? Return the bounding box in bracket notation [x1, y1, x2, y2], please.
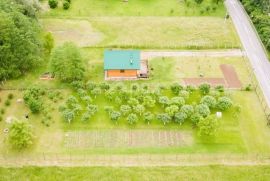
[1, 166, 270, 181]
[42, 0, 226, 17]
[40, 17, 240, 49]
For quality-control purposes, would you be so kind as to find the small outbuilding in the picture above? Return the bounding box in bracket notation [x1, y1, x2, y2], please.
[104, 50, 148, 80]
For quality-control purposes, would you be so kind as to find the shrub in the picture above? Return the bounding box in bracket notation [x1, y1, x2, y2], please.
[71, 81, 85, 90]
[0, 108, 5, 115]
[127, 113, 138, 125]
[170, 83, 183, 95]
[199, 83, 211, 95]
[179, 90, 189, 99]
[157, 113, 171, 125]
[165, 105, 179, 117]
[100, 82, 110, 90]
[8, 93, 14, 100]
[0, 116, 2, 122]
[180, 105, 194, 118]
[91, 87, 102, 98]
[8, 120, 34, 150]
[143, 112, 154, 124]
[81, 112, 91, 122]
[134, 104, 145, 116]
[158, 96, 170, 107]
[63, 0, 70, 10]
[190, 113, 203, 125]
[143, 96, 156, 108]
[28, 99, 43, 114]
[120, 105, 131, 116]
[62, 109, 75, 123]
[48, 0, 58, 9]
[200, 95, 216, 109]
[86, 104, 98, 116]
[205, 5, 211, 12]
[128, 98, 139, 106]
[110, 111, 121, 123]
[209, 90, 220, 98]
[5, 100, 10, 106]
[198, 115, 219, 136]
[216, 97, 233, 111]
[169, 97, 185, 107]
[195, 104, 210, 117]
[43, 32, 54, 54]
[215, 85, 224, 93]
[175, 112, 187, 125]
[186, 85, 196, 92]
[245, 84, 252, 91]
[86, 82, 97, 91]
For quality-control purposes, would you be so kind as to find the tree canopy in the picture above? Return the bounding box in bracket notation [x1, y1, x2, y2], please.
[0, 0, 43, 81]
[50, 42, 85, 83]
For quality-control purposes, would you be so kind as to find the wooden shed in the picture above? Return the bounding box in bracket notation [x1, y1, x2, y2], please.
[104, 50, 144, 80]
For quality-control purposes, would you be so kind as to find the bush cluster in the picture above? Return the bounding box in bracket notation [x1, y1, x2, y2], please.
[23, 86, 45, 114]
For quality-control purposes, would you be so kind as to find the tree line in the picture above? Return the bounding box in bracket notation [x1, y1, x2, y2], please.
[241, 0, 270, 52]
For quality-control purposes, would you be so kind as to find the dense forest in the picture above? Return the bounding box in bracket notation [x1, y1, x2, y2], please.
[0, 0, 43, 81]
[241, 0, 270, 52]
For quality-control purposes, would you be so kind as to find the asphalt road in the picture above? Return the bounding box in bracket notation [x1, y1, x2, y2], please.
[225, 0, 270, 108]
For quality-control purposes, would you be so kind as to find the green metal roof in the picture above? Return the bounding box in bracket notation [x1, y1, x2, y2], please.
[104, 50, 140, 70]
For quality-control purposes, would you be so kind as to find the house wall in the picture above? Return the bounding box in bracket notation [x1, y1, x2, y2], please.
[107, 70, 137, 77]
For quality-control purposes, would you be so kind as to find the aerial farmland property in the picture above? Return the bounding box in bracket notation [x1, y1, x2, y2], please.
[0, 0, 270, 180]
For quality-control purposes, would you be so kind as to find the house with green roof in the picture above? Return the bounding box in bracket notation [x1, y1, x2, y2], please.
[104, 50, 148, 80]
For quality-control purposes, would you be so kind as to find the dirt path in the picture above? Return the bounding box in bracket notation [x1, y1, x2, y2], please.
[141, 49, 244, 59]
[1, 154, 270, 167]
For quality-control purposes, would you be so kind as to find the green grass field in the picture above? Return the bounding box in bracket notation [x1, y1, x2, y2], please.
[42, 0, 226, 17]
[41, 17, 240, 49]
[1, 166, 270, 181]
[2, 1, 270, 179]
[1, 57, 270, 156]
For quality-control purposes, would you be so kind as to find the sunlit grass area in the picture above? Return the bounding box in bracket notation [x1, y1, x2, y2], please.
[42, 0, 226, 17]
[1, 166, 270, 181]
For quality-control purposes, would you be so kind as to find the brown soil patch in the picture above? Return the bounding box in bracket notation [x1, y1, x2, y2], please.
[220, 64, 242, 88]
[183, 78, 227, 87]
[64, 130, 193, 149]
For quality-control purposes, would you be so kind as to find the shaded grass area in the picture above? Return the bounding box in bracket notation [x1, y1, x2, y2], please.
[1, 166, 270, 181]
[43, 0, 226, 17]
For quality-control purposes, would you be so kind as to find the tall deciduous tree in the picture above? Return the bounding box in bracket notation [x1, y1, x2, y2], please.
[50, 42, 85, 83]
[0, 0, 43, 81]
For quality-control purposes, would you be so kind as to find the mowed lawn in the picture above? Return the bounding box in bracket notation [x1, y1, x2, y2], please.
[149, 56, 251, 85]
[41, 17, 240, 49]
[1, 48, 270, 155]
[42, 0, 226, 17]
[1, 166, 270, 181]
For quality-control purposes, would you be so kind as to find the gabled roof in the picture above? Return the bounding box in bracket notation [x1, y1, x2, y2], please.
[104, 50, 140, 70]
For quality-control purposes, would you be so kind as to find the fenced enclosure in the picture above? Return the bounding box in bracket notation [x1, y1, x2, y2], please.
[242, 53, 270, 124]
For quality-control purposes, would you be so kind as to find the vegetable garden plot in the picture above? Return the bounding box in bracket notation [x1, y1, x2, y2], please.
[64, 130, 193, 149]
